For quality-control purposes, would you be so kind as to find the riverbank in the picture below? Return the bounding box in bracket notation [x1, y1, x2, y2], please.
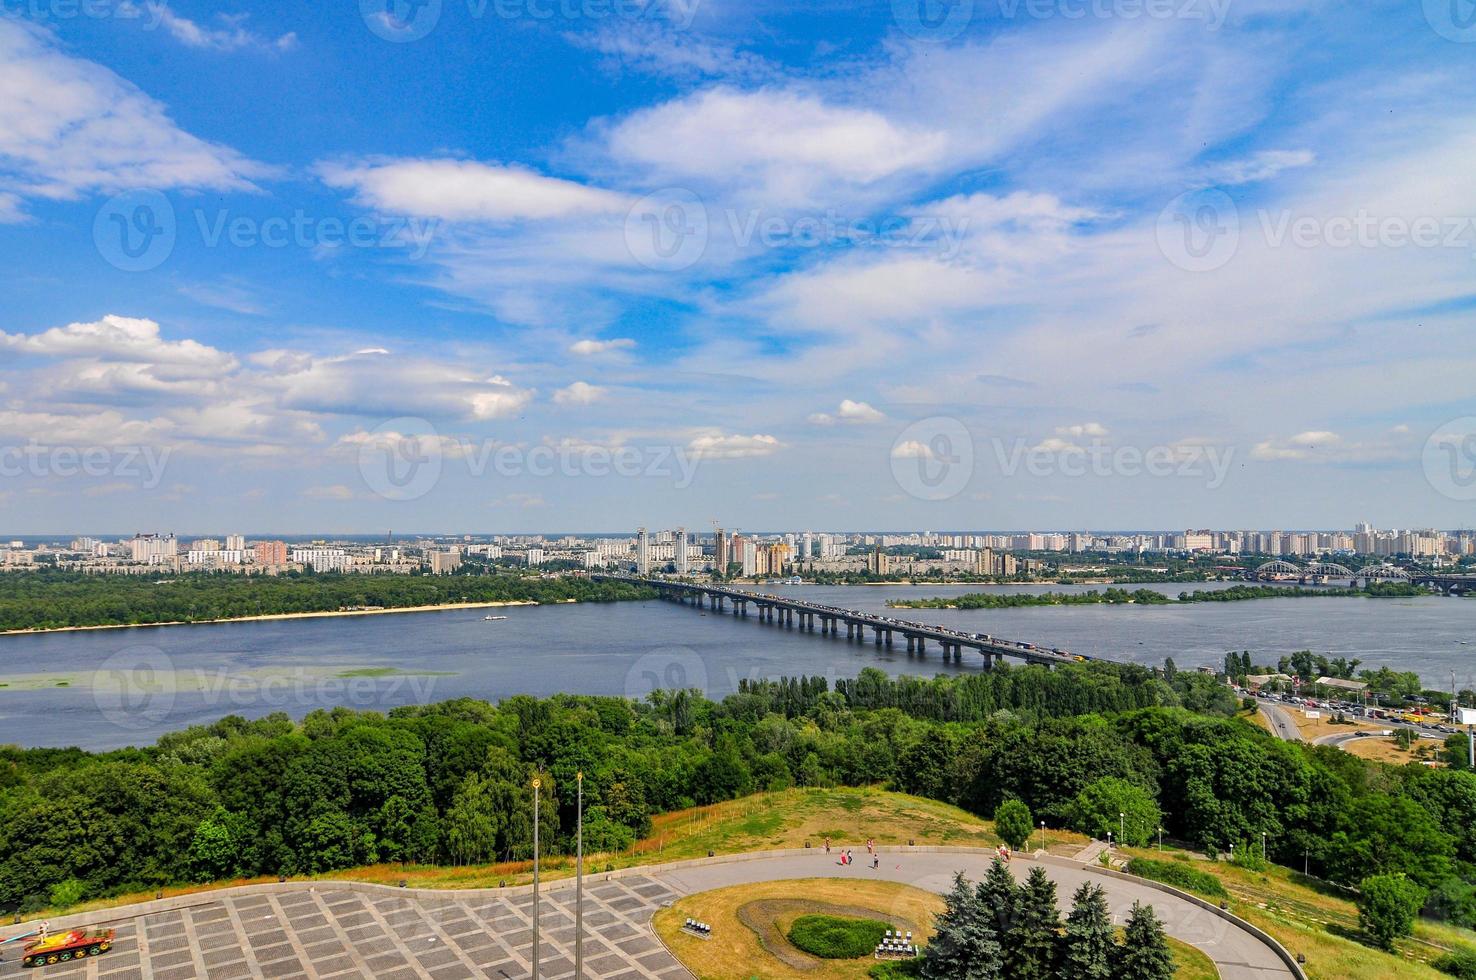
[888, 583, 1425, 610]
[0, 599, 543, 637]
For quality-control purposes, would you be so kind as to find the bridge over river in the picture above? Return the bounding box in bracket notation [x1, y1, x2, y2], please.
[596, 576, 1094, 670]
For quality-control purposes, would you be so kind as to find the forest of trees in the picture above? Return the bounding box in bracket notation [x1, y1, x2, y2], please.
[0, 571, 655, 632]
[1, 661, 1474, 935]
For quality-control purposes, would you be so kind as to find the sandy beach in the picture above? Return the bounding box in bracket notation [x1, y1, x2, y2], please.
[0, 600, 544, 637]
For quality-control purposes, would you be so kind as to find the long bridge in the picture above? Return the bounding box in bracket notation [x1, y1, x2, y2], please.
[1248, 560, 1474, 594]
[596, 576, 1091, 669]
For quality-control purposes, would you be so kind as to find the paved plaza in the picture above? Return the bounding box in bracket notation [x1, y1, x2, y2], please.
[7, 877, 690, 980]
[3, 850, 1297, 979]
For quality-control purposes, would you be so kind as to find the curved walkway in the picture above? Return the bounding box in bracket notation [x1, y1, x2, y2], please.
[2, 849, 1297, 980]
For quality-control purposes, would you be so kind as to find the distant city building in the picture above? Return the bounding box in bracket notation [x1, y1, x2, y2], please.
[255, 540, 289, 566]
[429, 550, 462, 575]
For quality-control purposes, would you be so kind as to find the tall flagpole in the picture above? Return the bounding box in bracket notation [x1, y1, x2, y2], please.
[532, 776, 541, 980]
[576, 772, 584, 979]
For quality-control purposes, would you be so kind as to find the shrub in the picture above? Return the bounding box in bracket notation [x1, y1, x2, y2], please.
[789, 914, 892, 959]
[1066, 777, 1161, 847]
[869, 957, 924, 979]
[1125, 858, 1227, 899]
[48, 878, 86, 909]
[1358, 874, 1426, 950]
[993, 799, 1033, 851]
[1434, 945, 1476, 979]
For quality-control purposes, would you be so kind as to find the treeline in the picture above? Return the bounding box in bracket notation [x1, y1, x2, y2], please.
[891, 582, 1426, 610]
[889, 588, 1171, 609]
[0, 572, 655, 632]
[1, 664, 1474, 935]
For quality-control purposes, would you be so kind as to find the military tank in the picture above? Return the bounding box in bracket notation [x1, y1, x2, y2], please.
[19, 928, 114, 968]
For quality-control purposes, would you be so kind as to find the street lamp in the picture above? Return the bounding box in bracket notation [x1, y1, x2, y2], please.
[1158, 826, 1163, 852]
[1120, 812, 1125, 845]
[576, 772, 584, 980]
[1107, 830, 1113, 849]
[532, 776, 542, 980]
[1261, 831, 1267, 862]
[1040, 820, 1046, 853]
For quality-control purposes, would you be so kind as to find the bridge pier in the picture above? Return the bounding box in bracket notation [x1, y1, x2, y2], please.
[847, 622, 855, 641]
[917, 637, 925, 656]
[874, 626, 882, 646]
[906, 635, 915, 654]
[884, 629, 893, 647]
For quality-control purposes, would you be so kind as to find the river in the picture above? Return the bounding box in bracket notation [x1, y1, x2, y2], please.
[0, 581, 1469, 749]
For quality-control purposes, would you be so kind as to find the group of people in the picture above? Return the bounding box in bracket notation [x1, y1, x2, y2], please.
[823, 837, 882, 869]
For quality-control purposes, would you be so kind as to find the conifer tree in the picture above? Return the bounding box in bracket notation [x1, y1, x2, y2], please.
[1061, 881, 1116, 980]
[975, 858, 1020, 939]
[1006, 865, 1062, 980]
[1112, 902, 1174, 980]
[922, 872, 1003, 980]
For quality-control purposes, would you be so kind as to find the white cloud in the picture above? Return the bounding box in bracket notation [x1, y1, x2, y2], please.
[303, 484, 355, 501]
[1056, 422, 1109, 439]
[809, 399, 885, 425]
[1, 315, 238, 373]
[146, 4, 298, 53]
[569, 338, 636, 356]
[0, 19, 268, 210]
[1206, 149, 1316, 186]
[687, 431, 781, 460]
[553, 381, 606, 406]
[605, 87, 947, 203]
[890, 440, 934, 460]
[318, 158, 628, 222]
[493, 492, 548, 509]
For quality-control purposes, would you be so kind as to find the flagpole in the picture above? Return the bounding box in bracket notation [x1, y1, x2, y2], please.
[576, 771, 584, 979]
[532, 776, 541, 980]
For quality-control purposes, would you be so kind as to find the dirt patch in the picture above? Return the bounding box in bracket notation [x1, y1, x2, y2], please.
[737, 899, 914, 971]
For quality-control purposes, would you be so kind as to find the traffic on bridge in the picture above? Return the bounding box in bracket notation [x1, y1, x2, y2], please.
[596, 575, 1098, 670]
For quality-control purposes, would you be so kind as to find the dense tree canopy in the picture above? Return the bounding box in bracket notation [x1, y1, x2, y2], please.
[0, 660, 1473, 933]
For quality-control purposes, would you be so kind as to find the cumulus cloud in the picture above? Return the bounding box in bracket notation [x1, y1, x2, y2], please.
[553, 381, 606, 406]
[318, 158, 628, 222]
[809, 399, 886, 425]
[0, 19, 268, 211]
[569, 338, 636, 356]
[687, 431, 782, 459]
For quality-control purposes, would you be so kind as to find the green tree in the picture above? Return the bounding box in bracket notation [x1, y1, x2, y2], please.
[1067, 777, 1161, 847]
[1061, 882, 1115, 980]
[993, 799, 1033, 851]
[974, 858, 1019, 940]
[1112, 902, 1173, 980]
[922, 872, 1002, 980]
[1005, 865, 1060, 980]
[1358, 874, 1427, 950]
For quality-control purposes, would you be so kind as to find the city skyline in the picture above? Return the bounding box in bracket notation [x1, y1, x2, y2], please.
[2, 6, 1475, 530]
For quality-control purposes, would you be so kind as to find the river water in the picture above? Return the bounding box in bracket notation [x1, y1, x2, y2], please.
[0, 582, 1470, 749]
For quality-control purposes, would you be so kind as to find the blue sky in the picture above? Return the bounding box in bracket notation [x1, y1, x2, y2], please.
[2, 0, 1475, 534]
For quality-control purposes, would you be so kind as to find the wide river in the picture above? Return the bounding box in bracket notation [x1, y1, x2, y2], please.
[0, 582, 1471, 749]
